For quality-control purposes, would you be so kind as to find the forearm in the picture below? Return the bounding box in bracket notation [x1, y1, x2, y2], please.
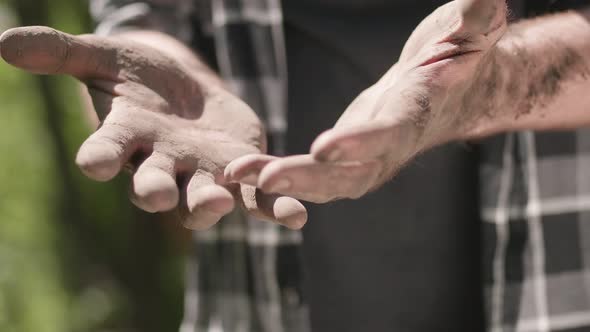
[465, 7, 590, 137]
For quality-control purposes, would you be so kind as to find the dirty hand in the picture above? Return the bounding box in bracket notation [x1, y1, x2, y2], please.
[225, 0, 507, 203]
[0, 26, 307, 229]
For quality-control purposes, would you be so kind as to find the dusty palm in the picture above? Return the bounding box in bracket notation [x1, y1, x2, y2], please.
[0, 26, 307, 229]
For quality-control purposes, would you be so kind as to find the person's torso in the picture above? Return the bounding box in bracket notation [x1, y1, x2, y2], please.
[282, 1, 495, 331]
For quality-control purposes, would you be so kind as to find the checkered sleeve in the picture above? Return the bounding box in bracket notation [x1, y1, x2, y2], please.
[480, 3, 590, 331]
[180, 1, 308, 331]
[481, 129, 590, 332]
[89, 0, 198, 43]
[88, 1, 308, 332]
[209, 0, 288, 152]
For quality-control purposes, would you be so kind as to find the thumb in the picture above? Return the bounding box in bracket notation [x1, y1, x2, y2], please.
[0, 26, 118, 80]
[457, 0, 506, 35]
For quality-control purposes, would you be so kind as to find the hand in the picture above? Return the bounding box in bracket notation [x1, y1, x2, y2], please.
[225, 0, 507, 203]
[0, 26, 307, 229]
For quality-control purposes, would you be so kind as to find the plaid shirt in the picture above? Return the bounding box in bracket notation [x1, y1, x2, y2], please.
[90, 1, 590, 331]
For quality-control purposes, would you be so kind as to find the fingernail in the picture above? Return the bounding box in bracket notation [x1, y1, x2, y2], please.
[268, 179, 291, 193]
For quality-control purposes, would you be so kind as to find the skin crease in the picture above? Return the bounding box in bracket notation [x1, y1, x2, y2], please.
[227, 1, 590, 204]
[0, 27, 308, 230]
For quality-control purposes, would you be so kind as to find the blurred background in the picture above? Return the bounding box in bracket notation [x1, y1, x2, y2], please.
[0, 0, 188, 331]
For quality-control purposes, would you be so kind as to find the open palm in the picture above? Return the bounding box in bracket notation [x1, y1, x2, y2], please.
[226, 0, 508, 203]
[0, 26, 307, 229]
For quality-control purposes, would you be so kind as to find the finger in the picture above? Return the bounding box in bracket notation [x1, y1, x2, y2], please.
[458, 0, 506, 35]
[181, 171, 235, 230]
[86, 80, 120, 121]
[75, 124, 136, 181]
[238, 185, 308, 230]
[0, 26, 118, 79]
[129, 152, 179, 213]
[258, 155, 382, 203]
[311, 120, 417, 163]
[225, 154, 278, 186]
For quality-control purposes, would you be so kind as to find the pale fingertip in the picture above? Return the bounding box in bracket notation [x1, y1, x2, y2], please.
[0, 27, 38, 64]
[75, 142, 122, 181]
[0, 28, 18, 62]
[183, 186, 234, 231]
[0, 26, 70, 74]
[187, 185, 235, 215]
[273, 196, 308, 229]
[129, 195, 158, 214]
[224, 156, 248, 181]
[225, 154, 275, 184]
[181, 211, 221, 231]
[132, 169, 179, 212]
[224, 163, 259, 186]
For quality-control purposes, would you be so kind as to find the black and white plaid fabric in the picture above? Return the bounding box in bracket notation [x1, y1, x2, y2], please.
[92, 1, 307, 332]
[91, 1, 590, 331]
[481, 130, 590, 332]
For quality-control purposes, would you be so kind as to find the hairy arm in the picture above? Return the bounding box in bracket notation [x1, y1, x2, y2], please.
[225, 1, 590, 204]
[465, 7, 590, 137]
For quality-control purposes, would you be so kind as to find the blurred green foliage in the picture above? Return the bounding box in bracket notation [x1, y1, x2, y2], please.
[0, 1, 186, 331]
